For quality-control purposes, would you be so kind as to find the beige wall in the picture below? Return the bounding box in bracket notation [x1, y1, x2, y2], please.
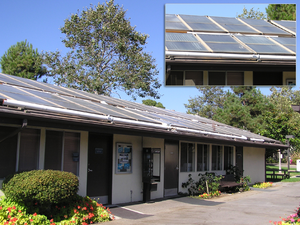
[283, 71, 296, 85]
[78, 131, 88, 196]
[243, 147, 265, 184]
[112, 134, 165, 204]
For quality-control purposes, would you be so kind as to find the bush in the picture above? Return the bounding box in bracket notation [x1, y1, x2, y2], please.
[2, 170, 79, 207]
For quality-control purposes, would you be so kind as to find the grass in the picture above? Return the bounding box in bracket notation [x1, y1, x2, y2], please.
[266, 165, 300, 182]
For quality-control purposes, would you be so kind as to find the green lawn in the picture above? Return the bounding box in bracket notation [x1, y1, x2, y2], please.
[266, 165, 300, 182]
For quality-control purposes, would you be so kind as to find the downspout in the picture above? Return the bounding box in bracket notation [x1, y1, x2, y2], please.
[2, 99, 254, 141]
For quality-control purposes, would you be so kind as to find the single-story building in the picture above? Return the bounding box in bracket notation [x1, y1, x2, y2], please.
[0, 73, 287, 204]
[165, 14, 296, 86]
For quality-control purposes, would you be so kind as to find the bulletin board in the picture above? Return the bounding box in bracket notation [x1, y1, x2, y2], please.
[116, 143, 132, 173]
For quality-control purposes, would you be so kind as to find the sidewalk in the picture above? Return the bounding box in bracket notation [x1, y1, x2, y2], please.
[108, 182, 300, 225]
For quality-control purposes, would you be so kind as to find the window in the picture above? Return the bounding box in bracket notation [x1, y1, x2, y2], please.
[18, 129, 40, 172]
[44, 130, 80, 175]
[0, 127, 40, 178]
[209, 71, 244, 85]
[209, 72, 226, 85]
[180, 142, 195, 172]
[212, 145, 223, 170]
[197, 144, 209, 171]
[253, 71, 282, 85]
[185, 71, 203, 85]
[166, 71, 183, 85]
[224, 146, 234, 170]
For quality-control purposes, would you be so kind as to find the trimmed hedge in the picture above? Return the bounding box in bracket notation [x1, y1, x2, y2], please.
[2, 170, 79, 206]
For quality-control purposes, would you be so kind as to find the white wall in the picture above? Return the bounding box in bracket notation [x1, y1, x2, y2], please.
[78, 131, 88, 196]
[112, 134, 143, 204]
[112, 135, 165, 204]
[243, 147, 265, 184]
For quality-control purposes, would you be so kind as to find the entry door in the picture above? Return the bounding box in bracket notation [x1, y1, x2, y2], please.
[87, 133, 112, 204]
[164, 140, 179, 197]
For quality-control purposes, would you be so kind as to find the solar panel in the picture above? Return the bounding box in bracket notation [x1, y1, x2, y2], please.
[178, 14, 225, 32]
[165, 33, 208, 52]
[209, 16, 259, 34]
[234, 35, 292, 55]
[269, 37, 296, 53]
[196, 34, 251, 53]
[165, 14, 189, 31]
[239, 18, 291, 35]
[271, 20, 296, 34]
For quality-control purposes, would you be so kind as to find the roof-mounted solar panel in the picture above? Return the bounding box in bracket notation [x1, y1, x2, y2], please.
[239, 18, 291, 36]
[178, 14, 225, 33]
[209, 16, 259, 34]
[196, 34, 252, 53]
[165, 14, 189, 32]
[234, 35, 293, 55]
[270, 20, 296, 35]
[165, 33, 208, 52]
[269, 37, 296, 53]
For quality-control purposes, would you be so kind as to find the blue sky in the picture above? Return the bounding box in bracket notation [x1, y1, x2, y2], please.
[0, 0, 298, 113]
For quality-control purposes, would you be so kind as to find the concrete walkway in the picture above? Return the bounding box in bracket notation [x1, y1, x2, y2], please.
[109, 182, 300, 225]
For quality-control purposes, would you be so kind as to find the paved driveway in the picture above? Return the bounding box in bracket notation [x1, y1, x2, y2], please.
[109, 182, 300, 225]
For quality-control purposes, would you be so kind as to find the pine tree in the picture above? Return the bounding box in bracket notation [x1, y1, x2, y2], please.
[0, 40, 47, 80]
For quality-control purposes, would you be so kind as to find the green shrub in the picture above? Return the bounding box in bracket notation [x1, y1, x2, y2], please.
[2, 170, 79, 207]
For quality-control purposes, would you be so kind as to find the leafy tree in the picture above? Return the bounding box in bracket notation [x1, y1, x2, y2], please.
[237, 7, 266, 20]
[43, 0, 161, 99]
[213, 87, 273, 133]
[266, 4, 296, 21]
[142, 99, 165, 108]
[184, 87, 226, 119]
[0, 40, 47, 80]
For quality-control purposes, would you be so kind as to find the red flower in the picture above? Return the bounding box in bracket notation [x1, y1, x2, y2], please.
[30, 219, 33, 222]
[12, 206, 16, 210]
[78, 206, 81, 209]
[33, 212, 37, 216]
[50, 219, 54, 222]
[82, 223, 88, 225]
[7, 207, 11, 212]
[18, 210, 22, 213]
[8, 215, 11, 219]
[0, 206, 2, 210]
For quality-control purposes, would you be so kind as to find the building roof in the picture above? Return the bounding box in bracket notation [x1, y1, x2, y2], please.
[165, 14, 296, 64]
[0, 73, 287, 148]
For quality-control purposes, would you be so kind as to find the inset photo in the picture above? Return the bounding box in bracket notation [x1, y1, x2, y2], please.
[165, 4, 296, 86]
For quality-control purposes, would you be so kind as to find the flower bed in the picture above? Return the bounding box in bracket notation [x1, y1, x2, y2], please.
[0, 195, 114, 224]
[199, 191, 221, 199]
[270, 204, 300, 225]
[253, 182, 273, 189]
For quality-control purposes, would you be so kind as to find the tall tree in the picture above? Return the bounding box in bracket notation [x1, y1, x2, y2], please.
[184, 87, 226, 119]
[43, 0, 161, 99]
[0, 40, 47, 80]
[142, 99, 165, 109]
[266, 4, 296, 21]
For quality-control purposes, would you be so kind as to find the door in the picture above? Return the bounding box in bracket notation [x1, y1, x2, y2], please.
[164, 139, 179, 197]
[87, 133, 112, 204]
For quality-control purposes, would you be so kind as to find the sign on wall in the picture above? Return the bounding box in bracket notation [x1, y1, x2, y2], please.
[116, 143, 132, 173]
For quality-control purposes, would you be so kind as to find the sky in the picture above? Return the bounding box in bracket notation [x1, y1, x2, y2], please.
[0, 0, 298, 113]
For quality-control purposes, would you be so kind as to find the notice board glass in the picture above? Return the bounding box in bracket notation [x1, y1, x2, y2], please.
[116, 143, 132, 173]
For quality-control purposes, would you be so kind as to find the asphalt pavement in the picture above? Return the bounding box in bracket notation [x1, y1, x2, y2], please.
[108, 182, 300, 225]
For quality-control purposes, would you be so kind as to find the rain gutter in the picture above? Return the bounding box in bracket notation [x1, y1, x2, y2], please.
[2, 99, 252, 141]
[165, 51, 296, 61]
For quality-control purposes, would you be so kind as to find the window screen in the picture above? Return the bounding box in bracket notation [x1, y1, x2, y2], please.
[227, 72, 244, 85]
[212, 145, 223, 170]
[197, 144, 209, 171]
[224, 146, 234, 170]
[0, 126, 18, 178]
[180, 142, 195, 172]
[209, 72, 226, 85]
[185, 71, 203, 85]
[19, 129, 40, 172]
[166, 71, 183, 85]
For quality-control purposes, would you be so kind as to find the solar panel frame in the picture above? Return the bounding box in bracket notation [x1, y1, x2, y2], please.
[165, 14, 189, 31]
[178, 14, 225, 32]
[239, 18, 291, 35]
[271, 20, 296, 33]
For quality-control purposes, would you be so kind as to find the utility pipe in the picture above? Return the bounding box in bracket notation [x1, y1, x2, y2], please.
[3, 99, 251, 141]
